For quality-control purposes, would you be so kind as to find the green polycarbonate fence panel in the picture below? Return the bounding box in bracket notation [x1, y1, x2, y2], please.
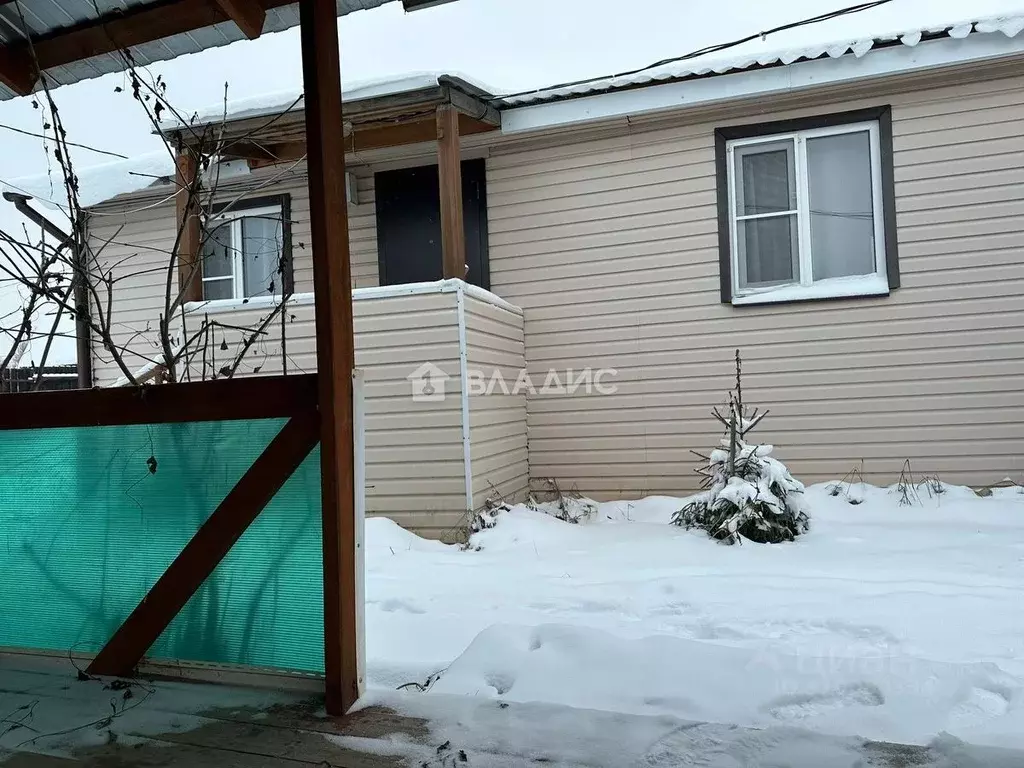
[0, 419, 324, 673]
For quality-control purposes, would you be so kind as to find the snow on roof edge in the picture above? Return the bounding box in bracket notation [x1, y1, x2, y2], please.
[5, 70, 499, 211]
[161, 70, 499, 133]
[3, 151, 177, 213]
[12, 10, 1024, 212]
[497, 13, 1024, 107]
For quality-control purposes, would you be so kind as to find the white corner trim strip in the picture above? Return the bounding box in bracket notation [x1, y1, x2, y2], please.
[455, 284, 474, 513]
[501, 33, 1024, 134]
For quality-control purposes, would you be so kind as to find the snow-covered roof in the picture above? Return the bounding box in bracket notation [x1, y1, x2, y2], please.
[9, 2, 1024, 212]
[4, 151, 177, 212]
[4, 71, 495, 211]
[166, 71, 497, 132]
[497, 5, 1024, 106]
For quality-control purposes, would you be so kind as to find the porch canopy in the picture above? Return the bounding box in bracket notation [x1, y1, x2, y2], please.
[0, 0, 457, 716]
[168, 71, 499, 300]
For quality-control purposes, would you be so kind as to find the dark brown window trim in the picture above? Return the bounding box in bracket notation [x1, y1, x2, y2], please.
[205, 193, 294, 296]
[714, 106, 900, 305]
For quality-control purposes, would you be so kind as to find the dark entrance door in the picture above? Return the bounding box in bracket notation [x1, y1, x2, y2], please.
[374, 158, 489, 289]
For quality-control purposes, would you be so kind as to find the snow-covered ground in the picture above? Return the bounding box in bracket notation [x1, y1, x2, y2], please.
[363, 482, 1024, 751]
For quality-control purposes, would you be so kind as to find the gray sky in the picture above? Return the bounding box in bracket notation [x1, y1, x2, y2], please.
[0, 0, 849, 185]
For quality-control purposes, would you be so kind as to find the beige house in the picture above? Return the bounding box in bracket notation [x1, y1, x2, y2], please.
[67, 15, 1024, 537]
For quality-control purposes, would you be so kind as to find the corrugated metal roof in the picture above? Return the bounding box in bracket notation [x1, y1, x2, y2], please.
[0, 0, 390, 101]
[497, 12, 1024, 107]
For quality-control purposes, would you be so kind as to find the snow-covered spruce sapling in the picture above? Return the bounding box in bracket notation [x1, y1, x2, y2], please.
[672, 350, 809, 544]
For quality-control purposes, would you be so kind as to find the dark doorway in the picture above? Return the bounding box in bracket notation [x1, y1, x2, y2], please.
[374, 158, 489, 289]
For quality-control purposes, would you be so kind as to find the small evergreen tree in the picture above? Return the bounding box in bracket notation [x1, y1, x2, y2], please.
[672, 351, 809, 544]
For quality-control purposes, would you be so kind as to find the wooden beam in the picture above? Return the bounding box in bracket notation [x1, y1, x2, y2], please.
[436, 104, 466, 280]
[235, 117, 498, 169]
[230, 140, 306, 168]
[175, 148, 202, 304]
[299, 0, 360, 716]
[345, 115, 495, 154]
[347, 121, 434, 153]
[0, 45, 36, 96]
[214, 0, 266, 39]
[0, 374, 318, 430]
[225, 139, 300, 165]
[456, 112, 499, 139]
[11, 0, 295, 79]
[87, 409, 320, 677]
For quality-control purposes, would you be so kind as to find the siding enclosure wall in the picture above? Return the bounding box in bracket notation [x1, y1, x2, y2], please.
[487, 67, 1024, 495]
[83, 62, 1024, 532]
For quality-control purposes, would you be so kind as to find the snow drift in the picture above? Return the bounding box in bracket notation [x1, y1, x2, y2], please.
[363, 481, 1024, 749]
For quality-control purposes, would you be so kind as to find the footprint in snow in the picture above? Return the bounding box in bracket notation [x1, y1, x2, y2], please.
[764, 683, 884, 721]
[373, 598, 426, 615]
[649, 601, 692, 617]
[947, 685, 1011, 728]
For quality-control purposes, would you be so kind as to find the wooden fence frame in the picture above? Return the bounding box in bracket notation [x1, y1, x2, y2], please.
[0, 374, 322, 679]
[0, 0, 365, 715]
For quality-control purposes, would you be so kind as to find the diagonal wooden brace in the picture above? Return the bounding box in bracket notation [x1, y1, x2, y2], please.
[87, 410, 320, 677]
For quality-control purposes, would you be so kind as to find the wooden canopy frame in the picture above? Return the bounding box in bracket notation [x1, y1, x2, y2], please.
[0, 0, 454, 716]
[0, 0, 303, 96]
[170, 75, 499, 301]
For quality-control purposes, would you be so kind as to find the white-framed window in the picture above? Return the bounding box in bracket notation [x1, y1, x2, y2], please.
[724, 119, 891, 305]
[200, 201, 287, 301]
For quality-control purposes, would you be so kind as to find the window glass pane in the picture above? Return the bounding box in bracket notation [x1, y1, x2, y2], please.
[202, 277, 233, 301]
[242, 214, 284, 297]
[201, 221, 234, 279]
[737, 214, 799, 289]
[807, 130, 876, 280]
[735, 141, 796, 216]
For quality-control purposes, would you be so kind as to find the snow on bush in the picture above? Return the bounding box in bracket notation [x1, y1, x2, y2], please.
[672, 351, 809, 544]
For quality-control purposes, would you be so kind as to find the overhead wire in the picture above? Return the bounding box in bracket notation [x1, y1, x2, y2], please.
[494, 0, 895, 103]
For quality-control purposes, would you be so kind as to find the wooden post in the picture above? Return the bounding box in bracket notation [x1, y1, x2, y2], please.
[436, 104, 465, 280]
[175, 148, 202, 303]
[299, 0, 359, 715]
[214, 0, 266, 39]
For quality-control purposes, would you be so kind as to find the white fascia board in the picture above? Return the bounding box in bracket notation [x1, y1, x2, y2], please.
[501, 34, 1024, 135]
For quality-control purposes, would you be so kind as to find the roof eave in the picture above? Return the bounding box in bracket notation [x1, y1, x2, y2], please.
[499, 29, 1024, 135]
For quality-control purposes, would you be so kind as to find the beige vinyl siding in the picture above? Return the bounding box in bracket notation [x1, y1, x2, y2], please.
[354, 290, 466, 538]
[349, 169, 380, 289]
[173, 289, 467, 538]
[464, 292, 529, 509]
[487, 73, 1024, 494]
[86, 201, 180, 387]
[86, 161, 379, 386]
